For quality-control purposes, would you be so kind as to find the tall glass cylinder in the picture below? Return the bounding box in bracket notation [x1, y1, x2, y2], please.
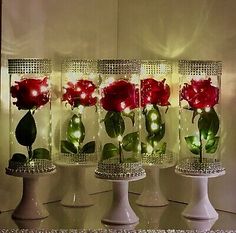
[140, 60, 175, 168]
[59, 60, 98, 165]
[7, 59, 54, 173]
[95, 60, 145, 179]
[176, 60, 225, 176]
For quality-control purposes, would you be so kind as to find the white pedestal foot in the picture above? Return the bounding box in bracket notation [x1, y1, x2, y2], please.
[136, 166, 168, 206]
[182, 177, 218, 220]
[185, 218, 217, 231]
[61, 166, 94, 207]
[12, 177, 48, 220]
[102, 181, 139, 225]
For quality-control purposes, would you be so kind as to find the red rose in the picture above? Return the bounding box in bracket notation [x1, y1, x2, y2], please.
[62, 80, 97, 107]
[101, 80, 137, 112]
[11, 77, 50, 110]
[181, 78, 219, 109]
[141, 78, 170, 107]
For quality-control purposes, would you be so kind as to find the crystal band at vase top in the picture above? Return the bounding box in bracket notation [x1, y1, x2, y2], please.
[8, 59, 55, 173]
[59, 60, 98, 165]
[95, 60, 145, 179]
[176, 60, 225, 176]
[140, 60, 175, 168]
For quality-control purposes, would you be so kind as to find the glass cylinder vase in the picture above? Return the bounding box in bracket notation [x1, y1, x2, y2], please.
[59, 60, 98, 165]
[140, 60, 175, 168]
[95, 60, 145, 180]
[176, 60, 225, 176]
[7, 59, 55, 173]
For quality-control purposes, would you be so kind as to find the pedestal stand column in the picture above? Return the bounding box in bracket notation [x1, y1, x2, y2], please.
[102, 180, 138, 225]
[60, 166, 94, 207]
[136, 166, 168, 206]
[183, 176, 218, 220]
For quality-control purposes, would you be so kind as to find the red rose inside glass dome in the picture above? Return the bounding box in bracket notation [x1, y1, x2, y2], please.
[63, 80, 97, 108]
[11, 77, 50, 110]
[141, 78, 170, 107]
[181, 78, 219, 109]
[101, 80, 137, 112]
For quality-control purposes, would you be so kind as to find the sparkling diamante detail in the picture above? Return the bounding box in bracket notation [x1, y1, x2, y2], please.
[98, 60, 141, 74]
[178, 60, 222, 76]
[95, 159, 145, 180]
[141, 60, 172, 75]
[8, 59, 51, 74]
[175, 157, 225, 176]
[62, 59, 98, 74]
[6, 159, 55, 174]
[142, 152, 176, 168]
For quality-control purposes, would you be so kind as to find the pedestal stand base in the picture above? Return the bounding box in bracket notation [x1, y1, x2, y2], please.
[95, 161, 145, 225]
[6, 171, 55, 220]
[136, 166, 168, 206]
[102, 179, 141, 225]
[184, 218, 217, 231]
[55, 163, 94, 207]
[175, 171, 224, 220]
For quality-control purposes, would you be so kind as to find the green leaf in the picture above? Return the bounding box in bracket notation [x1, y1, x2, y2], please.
[15, 111, 37, 146]
[185, 136, 200, 155]
[122, 132, 139, 152]
[144, 105, 162, 135]
[122, 111, 135, 126]
[146, 123, 165, 146]
[205, 136, 220, 153]
[101, 143, 118, 161]
[67, 114, 85, 145]
[81, 141, 95, 153]
[159, 142, 167, 155]
[11, 153, 27, 163]
[104, 112, 125, 138]
[32, 148, 51, 160]
[155, 123, 165, 142]
[61, 140, 77, 154]
[198, 108, 219, 140]
[141, 142, 147, 153]
[124, 157, 139, 163]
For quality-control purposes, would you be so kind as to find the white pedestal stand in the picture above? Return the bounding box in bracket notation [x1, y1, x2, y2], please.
[14, 218, 44, 229]
[184, 218, 217, 231]
[55, 163, 94, 207]
[138, 205, 167, 228]
[6, 171, 55, 220]
[175, 170, 225, 220]
[182, 176, 219, 219]
[96, 175, 145, 225]
[136, 166, 168, 206]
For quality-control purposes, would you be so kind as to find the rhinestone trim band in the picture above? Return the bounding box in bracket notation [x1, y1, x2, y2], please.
[141, 60, 172, 75]
[141, 152, 176, 168]
[8, 59, 51, 74]
[6, 159, 56, 174]
[95, 160, 145, 180]
[175, 157, 225, 176]
[0, 230, 234, 233]
[98, 60, 141, 74]
[62, 59, 98, 74]
[57, 153, 97, 165]
[178, 60, 222, 76]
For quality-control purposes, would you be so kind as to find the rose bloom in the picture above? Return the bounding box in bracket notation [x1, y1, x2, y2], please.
[141, 78, 170, 107]
[181, 78, 219, 109]
[101, 80, 137, 112]
[11, 77, 50, 110]
[62, 80, 97, 107]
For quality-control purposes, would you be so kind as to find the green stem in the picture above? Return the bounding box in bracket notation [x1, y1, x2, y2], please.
[199, 131, 203, 163]
[119, 141, 123, 163]
[27, 145, 33, 160]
